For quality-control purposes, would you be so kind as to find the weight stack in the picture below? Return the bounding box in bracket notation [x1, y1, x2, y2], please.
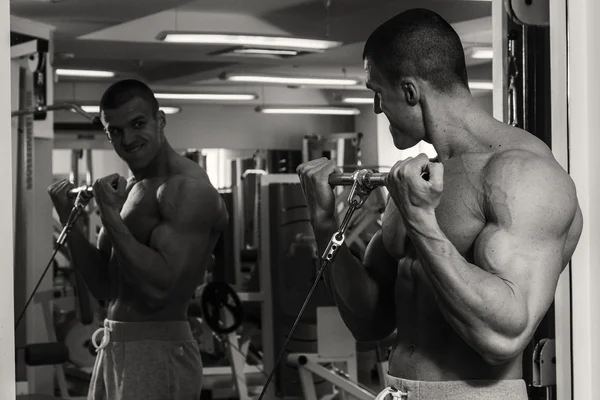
[268, 183, 336, 399]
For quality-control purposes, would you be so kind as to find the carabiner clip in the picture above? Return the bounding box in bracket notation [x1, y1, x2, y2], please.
[347, 171, 372, 209]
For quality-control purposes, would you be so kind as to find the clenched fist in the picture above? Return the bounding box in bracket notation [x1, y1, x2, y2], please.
[93, 173, 128, 213]
[296, 158, 341, 227]
[385, 153, 444, 220]
[47, 179, 77, 225]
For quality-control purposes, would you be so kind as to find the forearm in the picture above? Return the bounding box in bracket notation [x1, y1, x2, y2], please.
[314, 219, 395, 341]
[100, 209, 171, 297]
[406, 213, 526, 359]
[66, 223, 111, 300]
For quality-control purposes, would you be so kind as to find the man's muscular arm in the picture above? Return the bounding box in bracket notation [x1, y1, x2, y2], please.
[85, 177, 136, 300]
[299, 158, 399, 343]
[406, 151, 580, 364]
[101, 175, 228, 307]
[315, 221, 398, 343]
[65, 222, 111, 300]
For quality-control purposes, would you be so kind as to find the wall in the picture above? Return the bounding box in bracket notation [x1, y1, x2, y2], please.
[11, 16, 56, 395]
[566, 0, 600, 396]
[52, 149, 131, 182]
[549, 0, 572, 396]
[165, 105, 355, 150]
[54, 82, 356, 150]
[55, 105, 355, 150]
[353, 105, 378, 167]
[1, 1, 15, 398]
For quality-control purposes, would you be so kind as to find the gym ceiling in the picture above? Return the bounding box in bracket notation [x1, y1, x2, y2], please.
[10, 0, 494, 105]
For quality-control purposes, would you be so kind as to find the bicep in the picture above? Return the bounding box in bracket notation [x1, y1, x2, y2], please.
[149, 222, 213, 271]
[477, 152, 579, 329]
[363, 230, 398, 291]
[96, 227, 112, 264]
[475, 225, 563, 301]
[150, 190, 226, 272]
[474, 213, 572, 337]
[151, 176, 227, 276]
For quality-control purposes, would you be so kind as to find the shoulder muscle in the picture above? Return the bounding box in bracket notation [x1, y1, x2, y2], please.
[125, 176, 137, 194]
[157, 175, 228, 232]
[483, 150, 578, 235]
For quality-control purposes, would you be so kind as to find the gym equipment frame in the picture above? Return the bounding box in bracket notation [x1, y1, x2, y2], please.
[11, 18, 57, 397]
[286, 307, 378, 400]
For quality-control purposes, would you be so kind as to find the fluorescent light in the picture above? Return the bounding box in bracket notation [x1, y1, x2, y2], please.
[256, 106, 360, 115]
[224, 74, 359, 86]
[342, 97, 374, 104]
[470, 47, 493, 59]
[157, 106, 181, 114]
[56, 69, 115, 78]
[79, 106, 101, 113]
[468, 81, 494, 90]
[155, 93, 256, 101]
[79, 106, 181, 115]
[233, 48, 299, 56]
[158, 32, 341, 50]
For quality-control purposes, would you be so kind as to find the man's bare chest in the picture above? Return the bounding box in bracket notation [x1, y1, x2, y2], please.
[433, 168, 486, 256]
[381, 160, 489, 312]
[382, 159, 487, 260]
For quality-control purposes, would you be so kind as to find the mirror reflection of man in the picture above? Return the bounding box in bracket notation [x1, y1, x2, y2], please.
[49, 79, 228, 400]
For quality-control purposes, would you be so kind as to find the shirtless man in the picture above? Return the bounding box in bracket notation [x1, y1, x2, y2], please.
[297, 9, 582, 400]
[48, 79, 228, 400]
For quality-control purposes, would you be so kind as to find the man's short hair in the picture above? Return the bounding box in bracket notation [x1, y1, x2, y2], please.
[363, 8, 469, 94]
[100, 79, 159, 116]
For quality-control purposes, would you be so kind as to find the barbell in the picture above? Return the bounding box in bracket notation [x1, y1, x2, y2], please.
[65, 170, 388, 200]
[329, 168, 432, 187]
[328, 170, 387, 188]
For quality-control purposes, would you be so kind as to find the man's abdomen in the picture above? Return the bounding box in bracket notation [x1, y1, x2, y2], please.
[106, 247, 212, 323]
[107, 283, 192, 322]
[391, 269, 522, 382]
[107, 296, 190, 322]
[389, 329, 523, 381]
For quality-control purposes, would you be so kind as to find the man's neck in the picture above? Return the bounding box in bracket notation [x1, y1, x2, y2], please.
[131, 141, 174, 181]
[422, 94, 496, 162]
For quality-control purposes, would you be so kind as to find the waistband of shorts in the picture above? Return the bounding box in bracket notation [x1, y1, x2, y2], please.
[385, 374, 528, 399]
[103, 319, 194, 342]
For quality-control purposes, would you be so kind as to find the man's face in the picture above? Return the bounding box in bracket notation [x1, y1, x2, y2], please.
[364, 58, 424, 150]
[101, 97, 165, 170]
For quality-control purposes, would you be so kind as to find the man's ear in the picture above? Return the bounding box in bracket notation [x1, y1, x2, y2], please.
[400, 78, 420, 106]
[158, 110, 166, 128]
